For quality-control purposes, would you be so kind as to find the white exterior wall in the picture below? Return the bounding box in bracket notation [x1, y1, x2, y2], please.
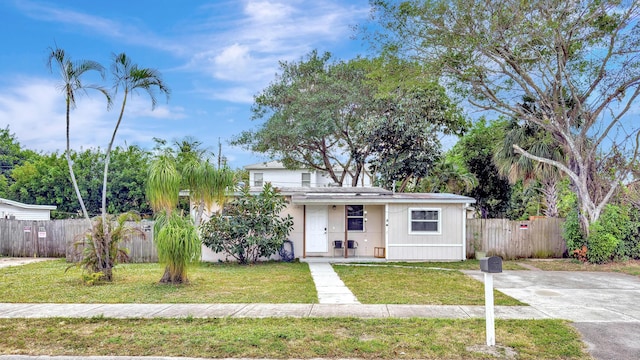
[251, 169, 315, 187]
[201, 196, 306, 263]
[0, 204, 52, 221]
[249, 168, 373, 188]
[386, 203, 465, 261]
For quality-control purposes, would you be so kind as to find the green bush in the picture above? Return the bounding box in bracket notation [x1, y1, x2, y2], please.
[587, 222, 619, 264]
[200, 183, 294, 264]
[562, 206, 584, 255]
[613, 205, 640, 260]
[586, 205, 630, 263]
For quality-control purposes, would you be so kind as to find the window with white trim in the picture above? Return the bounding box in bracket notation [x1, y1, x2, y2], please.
[347, 205, 365, 231]
[409, 208, 440, 233]
[254, 173, 263, 187]
[301, 173, 311, 187]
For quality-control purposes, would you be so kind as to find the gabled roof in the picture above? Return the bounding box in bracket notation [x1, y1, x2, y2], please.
[0, 198, 57, 210]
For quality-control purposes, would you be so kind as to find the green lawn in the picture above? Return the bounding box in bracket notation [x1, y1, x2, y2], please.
[373, 259, 527, 271]
[333, 264, 525, 305]
[0, 317, 588, 359]
[0, 260, 317, 303]
[519, 258, 640, 276]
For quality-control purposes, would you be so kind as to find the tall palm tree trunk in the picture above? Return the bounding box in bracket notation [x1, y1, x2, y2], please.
[101, 91, 129, 279]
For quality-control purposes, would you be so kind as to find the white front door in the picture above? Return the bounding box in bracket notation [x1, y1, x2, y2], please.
[306, 205, 328, 253]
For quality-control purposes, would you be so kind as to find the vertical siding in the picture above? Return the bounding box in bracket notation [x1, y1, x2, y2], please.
[466, 218, 566, 259]
[0, 219, 157, 262]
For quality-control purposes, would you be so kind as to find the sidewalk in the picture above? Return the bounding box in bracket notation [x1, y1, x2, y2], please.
[0, 261, 547, 320]
[0, 302, 546, 319]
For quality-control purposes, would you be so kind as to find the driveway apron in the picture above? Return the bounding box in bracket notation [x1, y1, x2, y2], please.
[464, 270, 640, 360]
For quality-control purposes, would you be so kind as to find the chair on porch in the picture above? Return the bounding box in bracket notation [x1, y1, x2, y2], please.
[333, 240, 343, 257]
[347, 240, 358, 257]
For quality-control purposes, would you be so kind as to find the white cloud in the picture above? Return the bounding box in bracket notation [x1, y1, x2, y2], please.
[15, 0, 183, 54]
[13, 0, 370, 106]
[244, 1, 295, 23]
[184, 0, 370, 98]
[0, 77, 187, 153]
[213, 44, 253, 81]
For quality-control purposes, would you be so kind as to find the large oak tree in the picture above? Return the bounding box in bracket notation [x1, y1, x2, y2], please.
[235, 51, 465, 188]
[372, 0, 640, 232]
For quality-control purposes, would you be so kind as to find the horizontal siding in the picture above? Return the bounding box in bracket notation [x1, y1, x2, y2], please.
[386, 203, 465, 261]
[0, 204, 51, 220]
[387, 245, 463, 261]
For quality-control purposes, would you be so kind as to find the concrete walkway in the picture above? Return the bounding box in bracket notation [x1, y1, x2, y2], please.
[307, 262, 360, 304]
[0, 302, 545, 319]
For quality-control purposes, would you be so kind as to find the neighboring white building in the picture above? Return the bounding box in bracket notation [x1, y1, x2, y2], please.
[245, 161, 373, 188]
[0, 198, 57, 221]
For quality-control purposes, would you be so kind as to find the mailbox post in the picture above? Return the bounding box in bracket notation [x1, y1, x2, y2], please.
[479, 256, 502, 346]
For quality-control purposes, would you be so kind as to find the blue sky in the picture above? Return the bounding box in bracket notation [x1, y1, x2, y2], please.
[0, 0, 372, 168]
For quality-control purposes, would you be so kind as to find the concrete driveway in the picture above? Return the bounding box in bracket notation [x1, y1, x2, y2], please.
[0, 257, 57, 268]
[464, 270, 640, 360]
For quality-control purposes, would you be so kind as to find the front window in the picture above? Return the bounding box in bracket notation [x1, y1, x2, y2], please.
[301, 173, 311, 187]
[347, 205, 364, 231]
[410, 208, 440, 234]
[254, 173, 263, 187]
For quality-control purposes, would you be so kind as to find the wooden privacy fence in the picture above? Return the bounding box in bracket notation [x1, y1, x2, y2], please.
[2, 217, 566, 262]
[0, 219, 157, 263]
[466, 218, 566, 259]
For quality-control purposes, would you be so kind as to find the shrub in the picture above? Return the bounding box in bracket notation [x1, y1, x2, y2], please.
[586, 222, 619, 264]
[615, 205, 640, 260]
[584, 205, 632, 264]
[200, 183, 294, 264]
[70, 212, 142, 281]
[562, 206, 584, 256]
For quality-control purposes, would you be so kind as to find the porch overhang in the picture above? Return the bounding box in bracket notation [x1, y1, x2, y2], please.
[291, 193, 476, 206]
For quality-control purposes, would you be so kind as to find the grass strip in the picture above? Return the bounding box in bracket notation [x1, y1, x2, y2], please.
[333, 265, 524, 305]
[0, 317, 587, 359]
[520, 259, 640, 276]
[364, 260, 527, 271]
[0, 260, 316, 303]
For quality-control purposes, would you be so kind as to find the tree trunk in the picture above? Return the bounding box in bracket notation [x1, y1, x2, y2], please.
[159, 266, 187, 284]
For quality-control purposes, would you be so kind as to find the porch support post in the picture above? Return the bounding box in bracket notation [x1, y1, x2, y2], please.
[344, 205, 348, 258]
[302, 205, 306, 258]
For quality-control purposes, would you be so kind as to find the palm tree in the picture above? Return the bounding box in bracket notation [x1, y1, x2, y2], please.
[493, 118, 565, 217]
[174, 138, 235, 226]
[99, 53, 170, 278]
[47, 46, 111, 221]
[419, 156, 478, 194]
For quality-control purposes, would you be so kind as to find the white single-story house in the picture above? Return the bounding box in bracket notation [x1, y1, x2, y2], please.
[0, 198, 57, 221]
[201, 186, 475, 262]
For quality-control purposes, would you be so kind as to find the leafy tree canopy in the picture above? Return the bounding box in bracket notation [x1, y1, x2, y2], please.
[371, 0, 640, 232]
[235, 50, 466, 188]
